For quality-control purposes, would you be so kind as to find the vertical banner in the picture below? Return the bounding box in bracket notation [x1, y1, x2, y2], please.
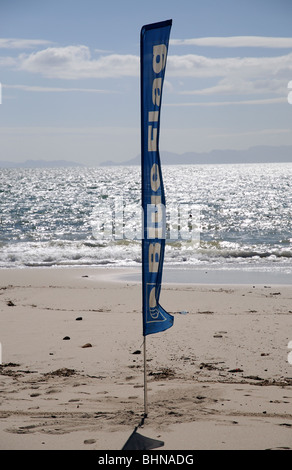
[141, 20, 174, 336]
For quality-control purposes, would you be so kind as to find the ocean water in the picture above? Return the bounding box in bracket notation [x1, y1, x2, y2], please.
[0, 163, 292, 281]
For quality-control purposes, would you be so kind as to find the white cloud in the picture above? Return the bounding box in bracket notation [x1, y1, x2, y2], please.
[4, 84, 117, 94]
[18, 45, 139, 79]
[0, 38, 52, 49]
[0, 56, 17, 66]
[179, 77, 287, 97]
[171, 36, 292, 48]
[16, 45, 292, 84]
[167, 53, 292, 78]
[166, 53, 292, 100]
[166, 97, 285, 106]
[3, 35, 292, 52]
[1, 39, 291, 105]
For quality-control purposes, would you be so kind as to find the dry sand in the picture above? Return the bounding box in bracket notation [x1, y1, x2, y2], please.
[0, 266, 291, 450]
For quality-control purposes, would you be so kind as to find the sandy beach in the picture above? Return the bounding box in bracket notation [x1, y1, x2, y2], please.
[0, 266, 291, 450]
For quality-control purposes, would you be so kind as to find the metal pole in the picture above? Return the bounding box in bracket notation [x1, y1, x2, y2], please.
[143, 336, 148, 417]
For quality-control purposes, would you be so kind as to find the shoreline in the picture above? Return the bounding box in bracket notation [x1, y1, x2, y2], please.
[0, 266, 291, 450]
[1, 263, 291, 286]
[110, 265, 292, 286]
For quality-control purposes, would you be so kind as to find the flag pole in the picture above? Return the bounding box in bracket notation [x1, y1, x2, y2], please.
[143, 336, 148, 418]
[140, 19, 173, 425]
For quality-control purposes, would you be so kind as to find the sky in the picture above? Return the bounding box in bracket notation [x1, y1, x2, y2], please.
[1, 0, 292, 165]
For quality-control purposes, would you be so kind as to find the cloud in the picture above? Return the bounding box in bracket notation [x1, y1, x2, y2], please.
[16, 45, 292, 83]
[0, 38, 52, 49]
[179, 77, 287, 97]
[18, 45, 139, 79]
[2, 39, 290, 105]
[166, 53, 292, 100]
[167, 53, 292, 78]
[166, 97, 285, 107]
[0, 56, 17, 66]
[4, 84, 117, 94]
[171, 36, 292, 48]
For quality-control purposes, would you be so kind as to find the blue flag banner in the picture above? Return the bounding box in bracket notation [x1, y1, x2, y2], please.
[140, 20, 174, 336]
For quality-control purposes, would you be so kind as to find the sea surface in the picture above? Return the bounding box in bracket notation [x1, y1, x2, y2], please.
[0, 163, 292, 282]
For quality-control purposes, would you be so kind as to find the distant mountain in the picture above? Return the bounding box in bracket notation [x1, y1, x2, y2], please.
[0, 159, 85, 168]
[100, 145, 292, 166]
